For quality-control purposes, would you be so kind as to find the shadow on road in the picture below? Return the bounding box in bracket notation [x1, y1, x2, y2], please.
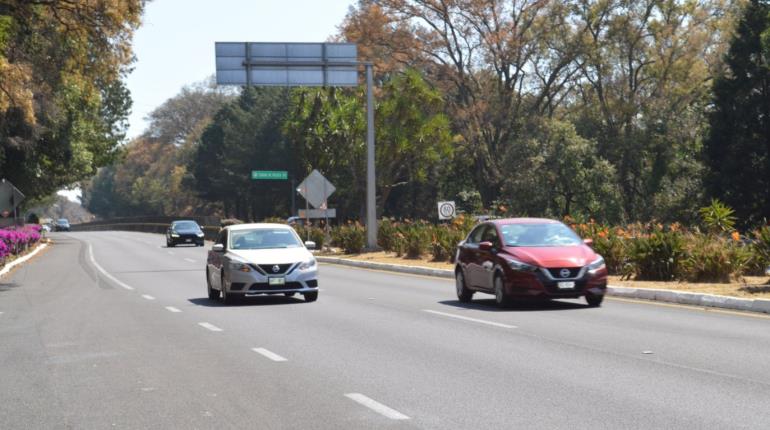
[439, 298, 590, 312]
[0, 281, 21, 293]
[189, 296, 306, 307]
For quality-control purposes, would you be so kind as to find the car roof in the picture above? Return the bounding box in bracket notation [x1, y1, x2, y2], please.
[172, 220, 197, 224]
[227, 223, 291, 231]
[491, 217, 562, 225]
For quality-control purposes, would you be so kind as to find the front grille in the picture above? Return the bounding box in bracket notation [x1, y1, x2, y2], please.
[249, 282, 303, 291]
[546, 267, 581, 279]
[257, 264, 294, 275]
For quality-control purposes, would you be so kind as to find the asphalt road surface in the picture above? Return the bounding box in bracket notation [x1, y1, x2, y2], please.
[2, 231, 770, 429]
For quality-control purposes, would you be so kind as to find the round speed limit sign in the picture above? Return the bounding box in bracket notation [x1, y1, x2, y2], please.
[437, 201, 456, 220]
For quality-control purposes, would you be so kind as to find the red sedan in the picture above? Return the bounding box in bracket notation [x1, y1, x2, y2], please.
[455, 218, 608, 307]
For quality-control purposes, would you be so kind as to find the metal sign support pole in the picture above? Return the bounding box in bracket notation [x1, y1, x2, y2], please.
[365, 63, 377, 249]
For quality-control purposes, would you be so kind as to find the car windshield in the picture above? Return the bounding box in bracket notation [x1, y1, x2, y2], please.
[173, 221, 199, 230]
[57, 219, 68, 224]
[230, 228, 301, 250]
[500, 223, 582, 247]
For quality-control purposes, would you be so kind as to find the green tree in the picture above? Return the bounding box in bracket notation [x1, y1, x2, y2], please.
[82, 81, 231, 218]
[283, 69, 453, 219]
[704, 0, 770, 226]
[190, 87, 294, 220]
[0, 0, 143, 199]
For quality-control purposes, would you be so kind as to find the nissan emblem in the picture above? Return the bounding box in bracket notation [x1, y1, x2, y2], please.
[272, 265, 280, 273]
[559, 268, 571, 278]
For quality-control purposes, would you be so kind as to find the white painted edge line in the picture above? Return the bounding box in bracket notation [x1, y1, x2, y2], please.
[165, 306, 181, 313]
[141, 294, 155, 301]
[87, 243, 135, 290]
[183, 258, 196, 263]
[0, 243, 48, 278]
[251, 347, 288, 362]
[423, 309, 517, 329]
[345, 393, 409, 420]
[198, 322, 223, 332]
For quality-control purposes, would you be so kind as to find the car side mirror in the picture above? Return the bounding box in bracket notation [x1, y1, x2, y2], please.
[304, 241, 316, 250]
[212, 243, 224, 252]
[479, 241, 494, 251]
[583, 238, 594, 247]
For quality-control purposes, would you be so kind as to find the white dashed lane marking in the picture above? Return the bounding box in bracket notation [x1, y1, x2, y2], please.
[251, 348, 287, 362]
[165, 306, 181, 313]
[422, 310, 517, 329]
[141, 295, 155, 301]
[184, 258, 196, 263]
[345, 393, 409, 420]
[198, 322, 223, 332]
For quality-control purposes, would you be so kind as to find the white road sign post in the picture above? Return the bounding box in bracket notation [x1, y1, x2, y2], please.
[437, 201, 456, 220]
[215, 42, 378, 249]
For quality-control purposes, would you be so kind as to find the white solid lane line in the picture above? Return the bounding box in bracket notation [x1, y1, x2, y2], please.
[141, 294, 155, 301]
[88, 244, 135, 291]
[423, 309, 517, 329]
[165, 306, 181, 313]
[198, 322, 223, 332]
[344, 393, 410, 420]
[251, 347, 288, 362]
[184, 258, 196, 263]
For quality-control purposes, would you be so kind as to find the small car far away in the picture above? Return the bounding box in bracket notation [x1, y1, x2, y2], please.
[166, 220, 205, 247]
[206, 223, 319, 305]
[54, 218, 70, 232]
[455, 218, 608, 307]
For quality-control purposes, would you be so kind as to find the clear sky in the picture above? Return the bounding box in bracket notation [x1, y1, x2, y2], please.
[125, 0, 355, 138]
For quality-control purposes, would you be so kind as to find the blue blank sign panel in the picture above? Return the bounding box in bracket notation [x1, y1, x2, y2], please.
[215, 42, 358, 86]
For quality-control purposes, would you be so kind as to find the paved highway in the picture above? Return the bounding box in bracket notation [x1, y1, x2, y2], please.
[2, 231, 770, 429]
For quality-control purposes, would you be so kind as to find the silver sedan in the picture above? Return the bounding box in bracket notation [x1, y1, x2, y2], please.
[206, 223, 319, 305]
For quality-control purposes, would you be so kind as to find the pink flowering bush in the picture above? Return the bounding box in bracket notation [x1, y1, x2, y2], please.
[0, 225, 42, 260]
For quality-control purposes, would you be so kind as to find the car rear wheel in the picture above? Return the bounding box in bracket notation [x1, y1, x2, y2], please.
[206, 269, 220, 300]
[455, 270, 473, 303]
[303, 291, 318, 302]
[586, 293, 604, 307]
[494, 274, 511, 307]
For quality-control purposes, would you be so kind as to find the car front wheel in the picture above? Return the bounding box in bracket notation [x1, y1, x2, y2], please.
[455, 270, 473, 303]
[221, 275, 235, 305]
[586, 293, 604, 307]
[494, 274, 511, 307]
[207, 269, 220, 300]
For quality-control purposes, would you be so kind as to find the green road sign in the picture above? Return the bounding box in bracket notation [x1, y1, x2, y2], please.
[251, 170, 288, 180]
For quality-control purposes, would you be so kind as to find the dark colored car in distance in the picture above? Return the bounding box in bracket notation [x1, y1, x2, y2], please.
[166, 220, 205, 247]
[54, 218, 70, 232]
[455, 218, 607, 307]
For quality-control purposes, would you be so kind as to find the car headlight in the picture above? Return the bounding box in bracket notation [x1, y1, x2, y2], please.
[587, 256, 606, 274]
[299, 258, 317, 270]
[171, 233, 179, 237]
[507, 258, 537, 272]
[229, 260, 252, 272]
[196, 232, 205, 237]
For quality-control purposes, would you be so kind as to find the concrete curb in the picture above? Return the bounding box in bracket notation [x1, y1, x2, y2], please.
[317, 256, 454, 279]
[0, 242, 49, 279]
[317, 256, 770, 315]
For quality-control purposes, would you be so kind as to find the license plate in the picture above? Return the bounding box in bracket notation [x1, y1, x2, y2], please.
[557, 281, 575, 290]
[268, 277, 286, 286]
[185, 238, 192, 242]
